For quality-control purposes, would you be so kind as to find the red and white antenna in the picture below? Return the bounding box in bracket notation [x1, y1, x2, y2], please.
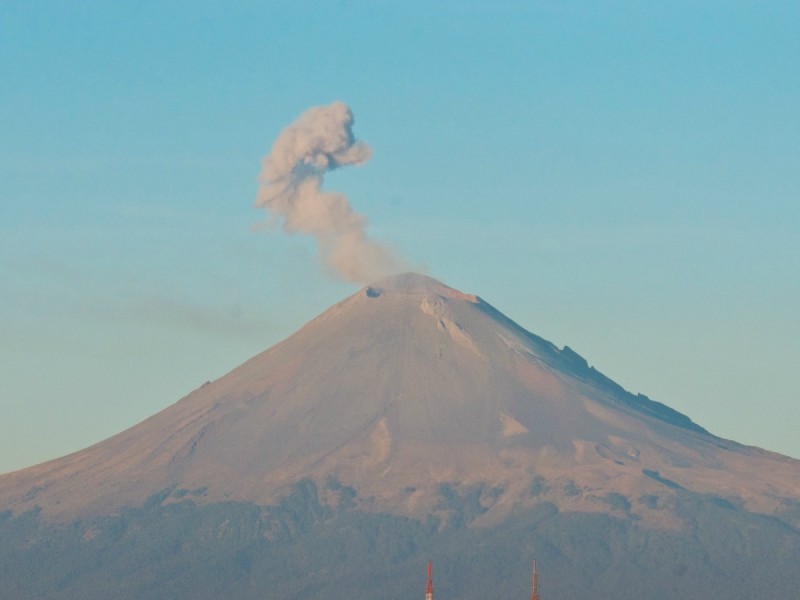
[425, 560, 433, 600]
[531, 560, 540, 600]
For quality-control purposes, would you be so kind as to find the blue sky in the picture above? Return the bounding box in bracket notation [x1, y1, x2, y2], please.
[1, 1, 798, 473]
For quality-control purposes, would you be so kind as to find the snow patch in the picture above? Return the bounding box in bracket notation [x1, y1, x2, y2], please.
[368, 418, 392, 465]
[419, 296, 445, 317]
[500, 413, 529, 437]
[419, 296, 481, 355]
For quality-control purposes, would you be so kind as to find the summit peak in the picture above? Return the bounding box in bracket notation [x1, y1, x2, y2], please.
[363, 272, 479, 302]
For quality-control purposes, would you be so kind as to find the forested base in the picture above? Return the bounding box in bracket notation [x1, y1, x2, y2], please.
[1, 481, 799, 600]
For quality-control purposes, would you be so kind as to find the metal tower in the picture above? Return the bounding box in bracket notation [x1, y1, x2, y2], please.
[531, 560, 540, 600]
[425, 561, 433, 600]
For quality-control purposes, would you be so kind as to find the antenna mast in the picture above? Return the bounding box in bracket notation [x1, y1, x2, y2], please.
[531, 560, 540, 600]
[425, 561, 433, 600]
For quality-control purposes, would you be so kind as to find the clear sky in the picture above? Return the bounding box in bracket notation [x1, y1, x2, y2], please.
[1, 1, 798, 474]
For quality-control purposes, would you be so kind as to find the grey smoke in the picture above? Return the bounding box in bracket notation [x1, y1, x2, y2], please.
[255, 102, 404, 283]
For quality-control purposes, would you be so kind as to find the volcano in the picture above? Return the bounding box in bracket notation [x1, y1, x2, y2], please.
[1, 273, 799, 600]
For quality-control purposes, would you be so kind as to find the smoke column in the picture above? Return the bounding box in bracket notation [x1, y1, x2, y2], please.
[255, 101, 405, 283]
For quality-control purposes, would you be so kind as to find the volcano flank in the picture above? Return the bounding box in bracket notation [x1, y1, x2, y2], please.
[1, 273, 799, 600]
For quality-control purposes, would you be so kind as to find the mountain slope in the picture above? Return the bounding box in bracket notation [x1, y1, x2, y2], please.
[1, 273, 798, 524]
[1, 273, 799, 599]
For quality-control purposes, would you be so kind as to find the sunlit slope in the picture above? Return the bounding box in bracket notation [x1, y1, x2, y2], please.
[1, 273, 798, 526]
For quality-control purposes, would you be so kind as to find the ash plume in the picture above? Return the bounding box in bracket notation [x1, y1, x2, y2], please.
[255, 102, 404, 283]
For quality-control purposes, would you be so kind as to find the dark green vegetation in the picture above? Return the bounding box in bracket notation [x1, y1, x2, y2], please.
[2, 480, 799, 600]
